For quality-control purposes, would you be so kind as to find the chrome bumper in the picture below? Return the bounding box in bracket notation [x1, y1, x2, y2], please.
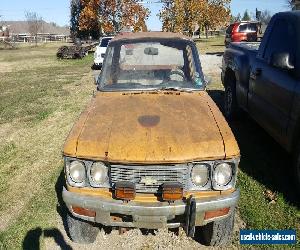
[63, 188, 240, 228]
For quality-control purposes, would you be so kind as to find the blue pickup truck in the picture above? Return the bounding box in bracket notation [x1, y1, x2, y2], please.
[221, 11, 300, 190]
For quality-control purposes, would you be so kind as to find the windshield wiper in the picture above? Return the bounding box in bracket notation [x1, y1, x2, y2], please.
[158, 87, 194, 93]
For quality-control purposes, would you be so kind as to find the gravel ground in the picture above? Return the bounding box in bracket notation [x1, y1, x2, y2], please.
[200, 54, 223, 77]
[45, 211, 245, 250]
[45, 55, 245, 249]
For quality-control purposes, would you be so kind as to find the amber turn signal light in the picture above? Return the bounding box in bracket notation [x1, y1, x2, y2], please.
[162, 182, 184, 201]
[72, 206, 96, 217]
[204, 207, 230, 220]
[114, 181, 136, 200]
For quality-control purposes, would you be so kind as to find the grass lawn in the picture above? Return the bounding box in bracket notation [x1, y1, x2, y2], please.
[0, 38, 299, 249]
[208, 89, 300, 248]
[0, 43, 95, 249]
[196, 35, 225, 54]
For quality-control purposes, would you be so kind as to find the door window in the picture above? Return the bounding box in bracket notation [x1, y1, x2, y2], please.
[263, 19, 296, 64]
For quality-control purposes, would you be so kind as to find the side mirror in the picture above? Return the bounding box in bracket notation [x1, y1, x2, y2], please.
[271, 52, 294, 70]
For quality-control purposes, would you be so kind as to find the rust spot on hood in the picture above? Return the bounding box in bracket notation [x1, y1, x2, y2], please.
[138, 115, 160, 128]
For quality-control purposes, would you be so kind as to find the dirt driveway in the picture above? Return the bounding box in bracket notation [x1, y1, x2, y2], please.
[42, 54, 245, 250]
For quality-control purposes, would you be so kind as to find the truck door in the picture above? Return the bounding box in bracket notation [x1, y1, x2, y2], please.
[248, 18, 297, 146]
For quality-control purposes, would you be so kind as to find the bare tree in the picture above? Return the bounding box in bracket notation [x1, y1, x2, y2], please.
[287, 0, 295, 9]
[260, 10, 272, 25]
[25, 11, 43, 45]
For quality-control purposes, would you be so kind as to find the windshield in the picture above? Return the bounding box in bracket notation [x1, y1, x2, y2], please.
[98, 40, 204, 91]
[238, 23, 257, 32]
[100, 38, 112, 47]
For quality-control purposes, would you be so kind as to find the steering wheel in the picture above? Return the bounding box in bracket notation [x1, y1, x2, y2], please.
[169, 69, 186, 81]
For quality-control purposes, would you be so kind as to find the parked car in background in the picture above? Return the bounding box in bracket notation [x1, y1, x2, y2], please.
[93, 36, 113, 69]
[222, 11, 300, 190]
[63, 32, 240, 246]
[225, 21, 260, 47]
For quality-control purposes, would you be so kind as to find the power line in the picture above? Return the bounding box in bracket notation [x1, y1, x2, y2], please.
[0, 8, 69, 13]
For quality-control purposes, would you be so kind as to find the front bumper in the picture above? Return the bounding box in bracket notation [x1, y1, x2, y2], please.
[63, 188, 240, 229]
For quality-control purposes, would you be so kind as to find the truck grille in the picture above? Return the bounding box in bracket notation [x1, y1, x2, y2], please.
[110, 164, 189, 193]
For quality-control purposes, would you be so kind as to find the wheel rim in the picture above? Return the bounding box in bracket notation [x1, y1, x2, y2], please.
[225, 87, 233, 116]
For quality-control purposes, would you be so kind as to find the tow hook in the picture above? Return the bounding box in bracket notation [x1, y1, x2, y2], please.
[185, 195, 196, 237]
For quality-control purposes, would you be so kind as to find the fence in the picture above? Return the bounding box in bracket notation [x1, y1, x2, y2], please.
[9, 34, 71, 43]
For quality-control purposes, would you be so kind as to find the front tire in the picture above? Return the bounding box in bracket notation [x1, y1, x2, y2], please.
[197, 209, 235, 246]
[66, 213, 99, 244]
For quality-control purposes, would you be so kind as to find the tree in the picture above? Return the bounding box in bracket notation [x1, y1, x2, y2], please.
[159, 0, 176, 32]
[287, 0, 294, 9]
[79, 0, 101, 37]
[159, 0, 198, 33]
[159, 0, 231, 38]
[230, 13, 241, 23]
[78, 0, 150, 36]
[259, 10, 272, 25]
[25, 11, 43, 46]
[199, 0, 231, 38]
[230, 15, 236, 23]
[242, 10, 251, 21]
[70, 0, 83, 39]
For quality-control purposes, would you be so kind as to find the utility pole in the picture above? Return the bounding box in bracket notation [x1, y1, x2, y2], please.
[255, 8, 261, 21]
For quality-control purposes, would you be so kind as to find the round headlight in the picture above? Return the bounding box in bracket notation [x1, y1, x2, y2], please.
[69, 161, 86, 183]
[191, 164, 209, 187]
[214, 163, 232, 186]
[90, 162, 108, 186]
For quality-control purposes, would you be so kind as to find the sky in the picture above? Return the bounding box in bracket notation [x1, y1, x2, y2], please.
[0, 0, 291, 30]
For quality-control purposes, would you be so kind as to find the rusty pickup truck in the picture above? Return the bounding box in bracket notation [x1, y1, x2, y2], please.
[62, 32, 240, 246]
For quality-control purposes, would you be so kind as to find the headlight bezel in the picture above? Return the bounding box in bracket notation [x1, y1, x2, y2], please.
[65, 159, 87, 188]
[211, 159, 239, 191]
[188, 158, 239, 191]
[189, 163, 211, 190]
[88, 161, 109, 188]
[64, 157, 110, 188]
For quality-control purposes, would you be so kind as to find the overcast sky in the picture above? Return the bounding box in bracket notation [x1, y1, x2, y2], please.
[0, 0, 290, 30]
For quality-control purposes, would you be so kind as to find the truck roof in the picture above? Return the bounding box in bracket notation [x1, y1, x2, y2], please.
[111, 32, 193, 43]
[275, 10, 300, 20]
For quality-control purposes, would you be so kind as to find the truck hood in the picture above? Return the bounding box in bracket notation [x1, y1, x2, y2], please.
[64, 91, 239, 163]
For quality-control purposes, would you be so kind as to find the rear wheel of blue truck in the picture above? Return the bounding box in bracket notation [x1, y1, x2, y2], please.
[196, 209, 235, 246]
[66, 212, 99, 244]
[224, 80, 239, 120]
